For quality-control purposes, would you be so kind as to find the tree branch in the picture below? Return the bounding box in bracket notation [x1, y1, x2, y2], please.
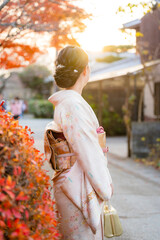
[0, 0, 10, 11]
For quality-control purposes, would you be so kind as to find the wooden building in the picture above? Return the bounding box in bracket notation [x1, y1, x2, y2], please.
[123, 6, 160, 62]
[83, 56, 160, 123]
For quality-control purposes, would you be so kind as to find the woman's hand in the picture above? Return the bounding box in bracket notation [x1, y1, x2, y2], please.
[110, 183, 114, 197]
[103, 146, 109, 153]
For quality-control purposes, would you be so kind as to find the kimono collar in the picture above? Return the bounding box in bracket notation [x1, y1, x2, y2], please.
[48, 90, 81, 106]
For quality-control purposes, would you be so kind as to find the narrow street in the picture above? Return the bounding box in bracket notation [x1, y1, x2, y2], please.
[108, 162, 160, 240]
[19, 118, 160, 240]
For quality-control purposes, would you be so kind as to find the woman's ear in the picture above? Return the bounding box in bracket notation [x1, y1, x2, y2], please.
[82, 66, 87, 76]
[83, 65, 89, 76]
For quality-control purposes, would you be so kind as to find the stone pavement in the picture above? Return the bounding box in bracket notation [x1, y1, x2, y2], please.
[19, 118, 160, 240]
[19, 118, 55, 188]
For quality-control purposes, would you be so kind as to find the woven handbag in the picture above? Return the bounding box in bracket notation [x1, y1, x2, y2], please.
[104, 201, 123, 238]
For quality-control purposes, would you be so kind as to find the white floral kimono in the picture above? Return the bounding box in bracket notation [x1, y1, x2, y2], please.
[48, 89, 112, 240]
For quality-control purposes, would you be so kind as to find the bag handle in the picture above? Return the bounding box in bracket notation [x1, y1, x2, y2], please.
[104, 200, 112, 211]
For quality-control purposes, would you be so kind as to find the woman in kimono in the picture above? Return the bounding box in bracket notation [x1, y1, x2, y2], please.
[48, 46, 113, 240]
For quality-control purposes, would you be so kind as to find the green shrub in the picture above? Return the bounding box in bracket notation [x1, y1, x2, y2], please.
[29, 100, 54, 118]
[83, 93, 126, 136]
[102, 108, 126, 136]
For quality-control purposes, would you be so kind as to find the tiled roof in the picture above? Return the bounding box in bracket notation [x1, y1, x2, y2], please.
[89, 58, 160, 83]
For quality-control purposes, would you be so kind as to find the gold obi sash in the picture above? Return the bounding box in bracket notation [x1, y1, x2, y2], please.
[44, 121, 76, 180]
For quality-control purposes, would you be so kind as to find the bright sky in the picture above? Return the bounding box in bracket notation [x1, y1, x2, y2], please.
[37, 0, 151, 68]
[75, 0, 150, 51]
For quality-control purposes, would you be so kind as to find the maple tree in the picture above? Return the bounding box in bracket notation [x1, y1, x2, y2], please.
[0, 103, 60, 239]
[0, 0, 90, 69]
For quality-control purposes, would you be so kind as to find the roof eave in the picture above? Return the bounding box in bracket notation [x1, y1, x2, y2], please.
[89, 59, 160, 83]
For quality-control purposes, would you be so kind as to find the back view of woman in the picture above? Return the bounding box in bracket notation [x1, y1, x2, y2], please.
[47, 46, 113, 240]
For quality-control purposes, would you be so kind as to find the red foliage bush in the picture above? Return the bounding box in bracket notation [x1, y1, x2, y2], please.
[0, 103, 60, 240]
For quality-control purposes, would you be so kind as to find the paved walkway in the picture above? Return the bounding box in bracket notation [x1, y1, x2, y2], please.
[19, 118, 160, 240]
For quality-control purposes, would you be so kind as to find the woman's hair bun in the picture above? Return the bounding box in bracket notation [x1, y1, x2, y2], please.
[54, 46, 88, 88]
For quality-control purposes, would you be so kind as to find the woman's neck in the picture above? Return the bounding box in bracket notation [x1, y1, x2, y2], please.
[67, 85, 82, 95]
[66, 76, 85, 95]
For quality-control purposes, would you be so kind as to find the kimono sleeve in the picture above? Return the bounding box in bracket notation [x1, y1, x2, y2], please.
[60, 101, 112, 200]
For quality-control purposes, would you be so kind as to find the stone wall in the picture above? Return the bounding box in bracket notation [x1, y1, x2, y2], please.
[132, 121, 160, 158]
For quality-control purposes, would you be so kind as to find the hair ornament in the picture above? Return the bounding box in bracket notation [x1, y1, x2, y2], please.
[57, 64, 65, 69]
[74, 69, 78, 73]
